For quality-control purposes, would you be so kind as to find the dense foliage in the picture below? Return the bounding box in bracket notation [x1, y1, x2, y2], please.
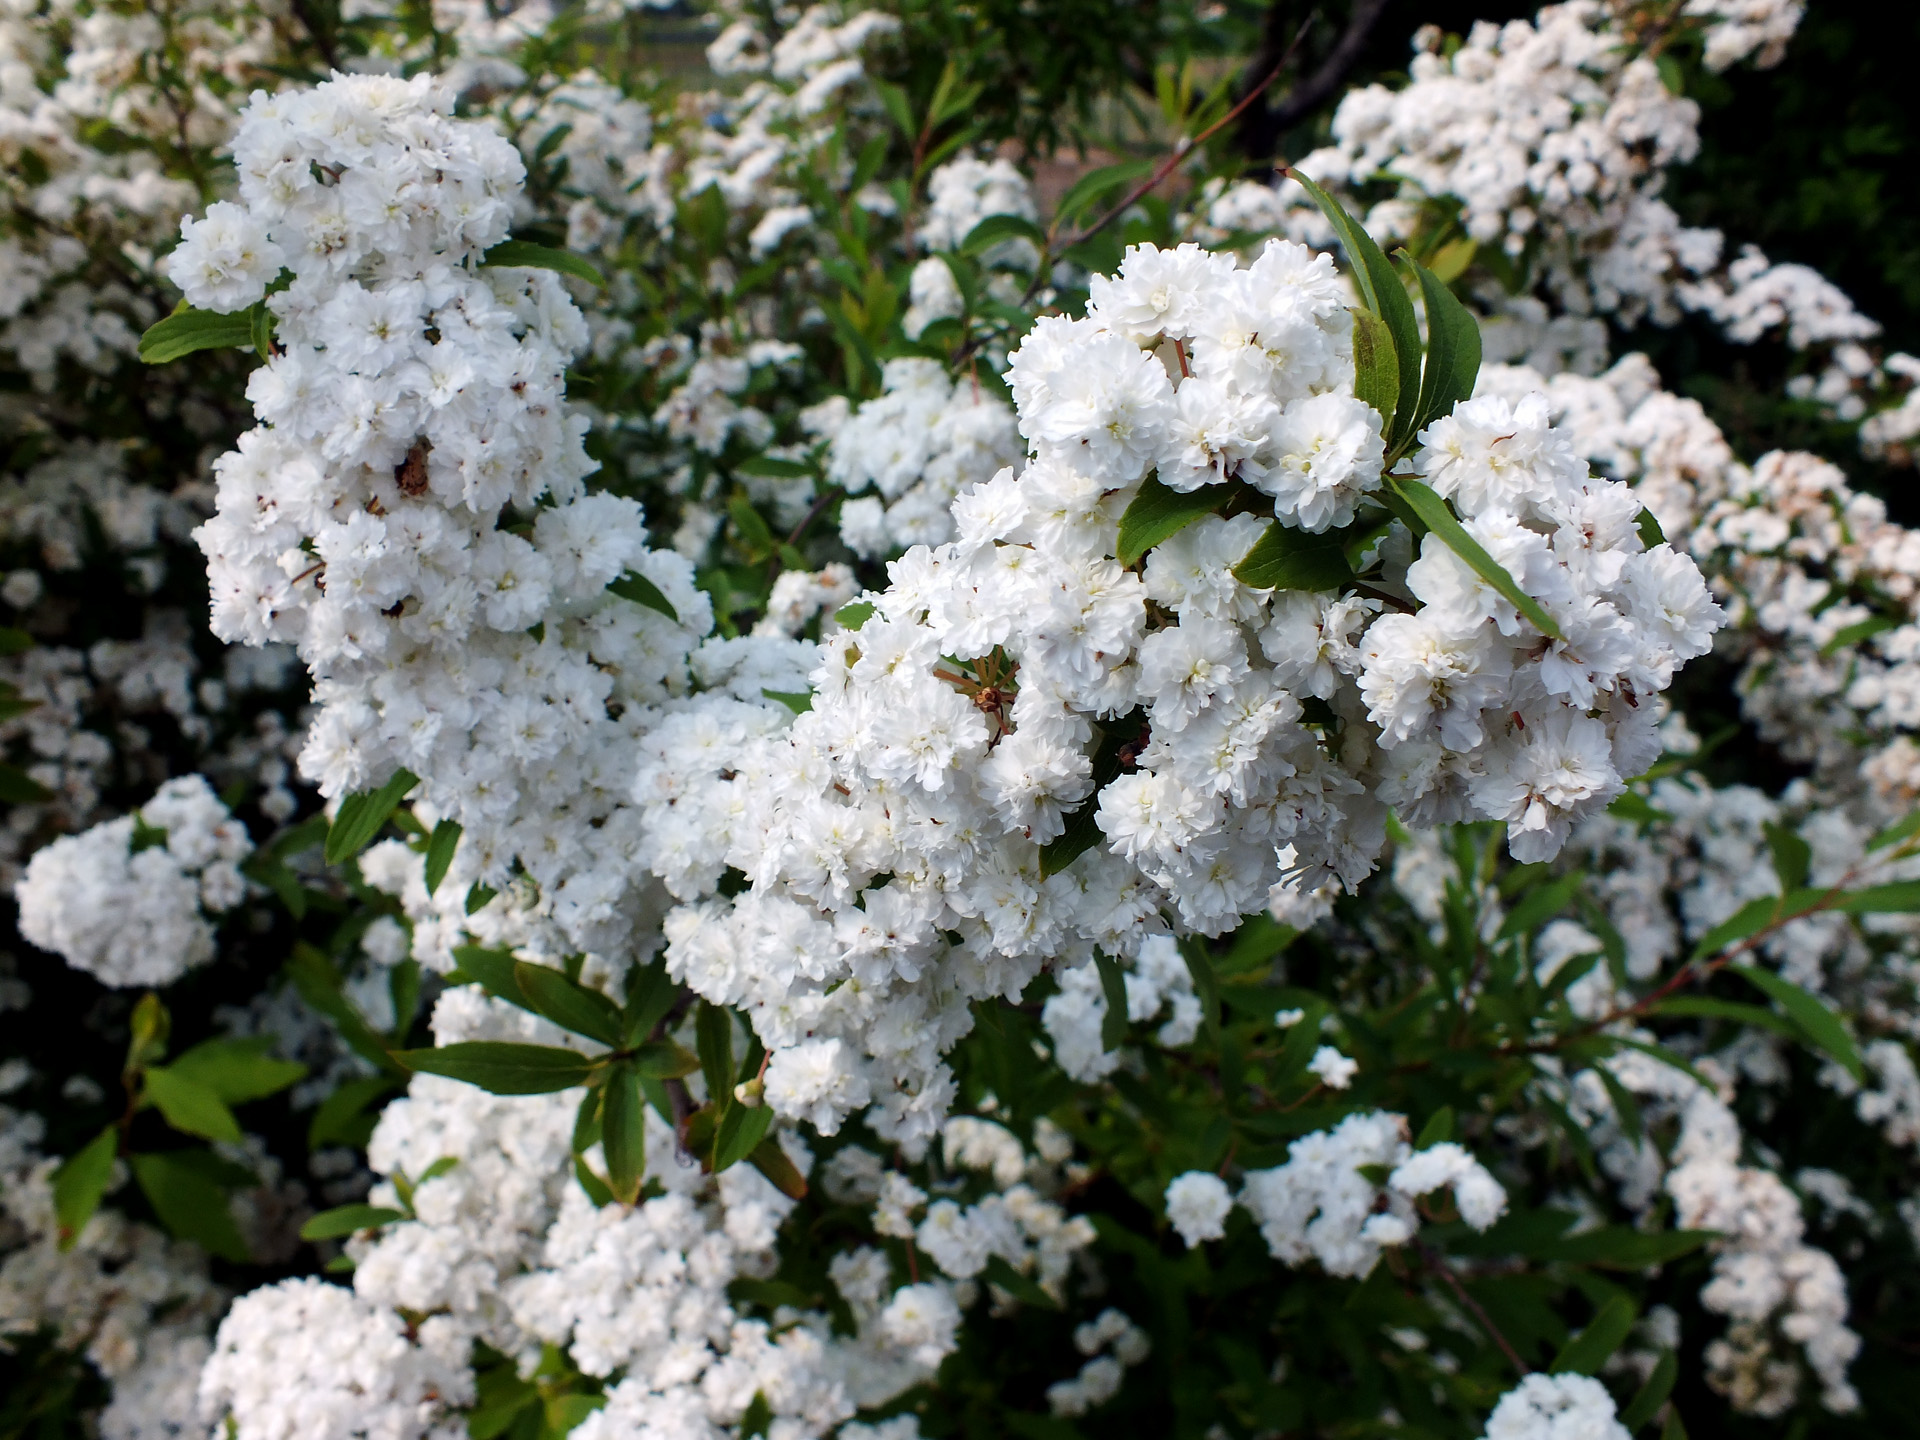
[3, 4, 1919, 1440]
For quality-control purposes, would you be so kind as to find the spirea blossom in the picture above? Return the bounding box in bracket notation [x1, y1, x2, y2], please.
[664, 237, 1716, 1144]
[14, 775, 251, 986]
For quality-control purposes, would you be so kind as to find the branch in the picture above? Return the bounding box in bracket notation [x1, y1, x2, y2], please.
[1237, 0, 1391, 165]
[1417, 1240, 1531, 1377]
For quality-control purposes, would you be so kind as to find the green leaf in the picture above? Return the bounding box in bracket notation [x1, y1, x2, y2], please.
[167, 1037, 306, 1104]
[287, 944, 406, 1075]
[608, 570, 678, 622]
[622, 958, 680, 1047]
[299, 1204, 407, 1241]
[130, 1151, 250, 1262]
[1053, 157, 1158, 229]
[308, 1075, 399, 1150]
[393, 1042, 598, 1095]
[714, 1101, 773, 1173]
[740, 1392, 773, 1440]
[574, 1156, 614, 1208]
[1349, 307, 1400, 426]
[1650, 995, 1805, 1042]
[1092, 949, 1130, 1052]
[250, 302, 275, 360]
[480, 239, 605, 287]
[52, 1128, 118, 1251]
[1621, 1351, 1678, 1431]
[960, 213, 1046, 258]
[1687, 894, 1784, 961]
[1635, 508, 1668, 548]
[695, 1002, 735, 1107]
[1179, 937, 1222, 1050]
[762, 689, 813, 714]
[1729, 964, 1865, 1081]
[833, 600, 875, 630]
[451, 944, 530, 1007]
[1821, 613, 1899, 657]
[629, 1040, 701, 1079]
[1115, 476, 1237, 568]
[981, 1254, 1061, 1309]
[728, 495, 775, 560]
[138, 305, 255, 364]
[513, 961, 624, 1047]
[1288, 170, 1422, 447]
[1387, 477, 1564, 640]
[1551, 1294, 1636, 1375]
[423, 819, 461, 896]
[748, 1136, 807, 1199]
[1496, 871, 1581, 941]
[1406, 256, 1482, 437]
[142, 1066, 243, 1144]
[465, 881, 498, 915]
[325, 768, 420, 866]
[1414, 1106, 1455, 1149]
[1660, 1406, 1688, 1440]
[1866, 809, 1920, 853]
[1231, 521, 1354, 591]
[0, 762, 53, 804]
[0, 627, 33, 655]
[1763, 820, 1811, 893]
[601, 1062, 645, 1205]
[873, 79, 915, 138]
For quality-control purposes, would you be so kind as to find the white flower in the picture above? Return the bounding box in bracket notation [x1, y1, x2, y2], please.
[1164, 1171, 1232, 1247]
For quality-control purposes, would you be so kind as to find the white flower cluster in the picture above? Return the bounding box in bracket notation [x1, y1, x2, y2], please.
[199, 1276, 474, 1440]
[1042, 933, 1202, 1082]
[180, 73, 828, 969]
[1045, 1307, 1151, 1418]
[14, 775, 251, 987]
[1238, 1112, 1507, 1277]
[1567, 1049, 1861, 1414]
[1480, 1372, 1629, 1440]
[663, 238, 1717, 1143]
[812, 357, 1024, 559]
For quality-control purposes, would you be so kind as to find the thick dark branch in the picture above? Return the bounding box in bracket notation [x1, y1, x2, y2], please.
[1237, 0, 1391, 165]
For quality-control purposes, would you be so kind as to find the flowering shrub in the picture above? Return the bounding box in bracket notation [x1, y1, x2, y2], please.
[1, 4, 1918, 1440]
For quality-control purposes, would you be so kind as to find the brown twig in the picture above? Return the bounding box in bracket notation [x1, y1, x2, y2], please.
[1418, 1240, 1530, 1376]
[1237, 0, 1390, 166]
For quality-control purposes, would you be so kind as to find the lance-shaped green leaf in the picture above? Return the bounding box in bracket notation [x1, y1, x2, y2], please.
[299, 1204, 408, 1241]
[981, 1254, 1061, 1310]
[0, 762, 53, 804]
[696, 1002, 735, 1107]
[1349, 307, 1400, 427]
[325, 768, 420, 865]
[143, 1065, 243, 1144]
[623, 958, 681, 1047]
[1115, 476, 1237, 567]
[714, 1101, 774, 1173]
[630, 1040, 701, 1079]
[131, 1151, 250, 1261]
[749, 1136, 807, 1199]
[959, 213, 1046, 258]
[480, 239, 606, 287]
[1387, 477, 1564, 640]
[1763, 820, 1811, 893]
[1635, 508, 1668, 548]
[166, 1037, 306, 1104]
[1551, 1294, 1637, 1376]
[1729, 964, 1864, 1081]
[52, 1127, 118, 1251]
[1545, 1227, 1712, 1269]
[1092, 949, 1130, 1052]
[513, 961, 624, 1047]
[601, 1061, 646, 1204]
[138, 305, 255, 364]
[762, 689, 812, 714]
[1288, 170, 1422, 446]
[1179, 936, 1223, 1050]
[1414, 1106, 1455, 1149]
[423, 819, 461, 896]
[1621, 1352, 1678, 1431]
[1232, 521, 1354, 592]
[1404, 256, 1482, 443]
[609, 570, 678, 622]
[450, 944, 529, 1007]
[286, 944, 405, 1075]
[393, 1041, 598, 1095]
